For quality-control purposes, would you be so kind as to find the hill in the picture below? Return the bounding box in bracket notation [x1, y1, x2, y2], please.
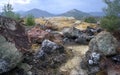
[20, 8, 55, 18]
[57, 9, 90, 20]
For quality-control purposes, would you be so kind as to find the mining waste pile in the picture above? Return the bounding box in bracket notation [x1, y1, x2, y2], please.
[0, 16, 120, 75]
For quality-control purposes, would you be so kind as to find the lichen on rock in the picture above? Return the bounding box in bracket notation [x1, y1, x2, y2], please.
[0, 36, 23, 74]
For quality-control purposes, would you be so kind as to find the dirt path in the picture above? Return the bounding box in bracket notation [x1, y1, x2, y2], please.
[60, 45, 88, 75]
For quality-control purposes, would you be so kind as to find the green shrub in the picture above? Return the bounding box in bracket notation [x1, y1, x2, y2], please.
[84, 17, 97, 23]
[1, 3, 21, 20]
[25, 14, 35, 26]
[100, 15, 120, 32]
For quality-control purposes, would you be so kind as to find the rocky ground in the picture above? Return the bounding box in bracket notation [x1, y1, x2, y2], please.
[1, 16, 119, 75]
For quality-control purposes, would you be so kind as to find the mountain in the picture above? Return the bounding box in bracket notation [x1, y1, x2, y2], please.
[89, 12, 105, 17]
[57, 9, 90, 19]
[20, 8, 55, 18]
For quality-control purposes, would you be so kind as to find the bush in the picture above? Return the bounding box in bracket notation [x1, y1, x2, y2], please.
[100, 15, 120, 32]
[1, 3, 21, 21]
[25, 14, 35, 26]
[84, 17, 97, 23]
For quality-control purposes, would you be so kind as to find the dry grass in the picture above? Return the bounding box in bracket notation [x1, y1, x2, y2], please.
[75, 22, 97, 30]
[35, 17, 97, 31]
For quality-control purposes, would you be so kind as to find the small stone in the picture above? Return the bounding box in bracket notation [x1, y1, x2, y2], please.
[27, 71, 32, 75]
[91, 52, 100, 61]
[88, 60, 94, 65]
[112, 55, 120, 63]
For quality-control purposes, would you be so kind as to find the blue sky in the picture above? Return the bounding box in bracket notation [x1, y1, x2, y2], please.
[0, 0, 106, 14]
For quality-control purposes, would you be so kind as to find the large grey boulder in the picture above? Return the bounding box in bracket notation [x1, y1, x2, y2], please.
[89, 31, 118, 56]
[0, 36, 23, 74]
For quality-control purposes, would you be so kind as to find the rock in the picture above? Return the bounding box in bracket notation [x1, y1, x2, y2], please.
[88, 66, 100, 75]
[0, 36, 23, 74]
[75, 37, 88, 45]
[89, 31, 118, 56]
[112, 55, 120, 63]
[35, 40, 67, 69]
[0, 16, 31, 52]
[88, 52, 101, 65]
[36, 40, 64, 57]
[27, 71, 32, 75]
[81, 31, 119, 75]
[107, 69, 120, 75]
[18, 63, 32, 72]
[86, 36, 95, 41]
[27, 26, 49, 44]
[40, 40, 64, 54]
[63, 38, 75, 45]
[81, 51, 101, 74]
[28, 26, 63, 44]
[96, 28, 103, 33]
[62, 27, 81, 39]
[86, 26, 96, 36]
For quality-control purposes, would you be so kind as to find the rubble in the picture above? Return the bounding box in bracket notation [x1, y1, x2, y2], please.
[62, 27, 96, 45]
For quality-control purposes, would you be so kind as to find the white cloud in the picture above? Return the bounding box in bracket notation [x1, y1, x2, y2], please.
[0, 0, 31, 6]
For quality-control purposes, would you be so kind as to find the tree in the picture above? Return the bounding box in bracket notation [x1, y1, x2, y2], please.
[2, 3, 14, 17]
[25, 14, 35, 26]
[103, 0, 120, 16]
[100, 15, 120, 32]
[100, 0, 120, 32]
[1, 3, 20, 20]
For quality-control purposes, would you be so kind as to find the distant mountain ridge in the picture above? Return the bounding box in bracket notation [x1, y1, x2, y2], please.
[17, 8, 105, 19]
[57, 9, 90, 19]
[19, 8, 55, 18]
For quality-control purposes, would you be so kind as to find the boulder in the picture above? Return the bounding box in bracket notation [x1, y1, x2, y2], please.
[0, 36, 23, 74]
[81, 31, 119, 75]
[0, 16, 31, 52]
[35, 40, 67, 69]
[63, 38, 75, 44]
[75, 36, 88, 45]
[28, 26, 62, 44]
[89, 31, 118, 56]
[62, 27, 81, 39]
[75, 33, 94, 45]
[27, 26, 49, 44]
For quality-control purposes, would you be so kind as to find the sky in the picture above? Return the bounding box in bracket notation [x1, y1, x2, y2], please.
[0, 0, 106, 14]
